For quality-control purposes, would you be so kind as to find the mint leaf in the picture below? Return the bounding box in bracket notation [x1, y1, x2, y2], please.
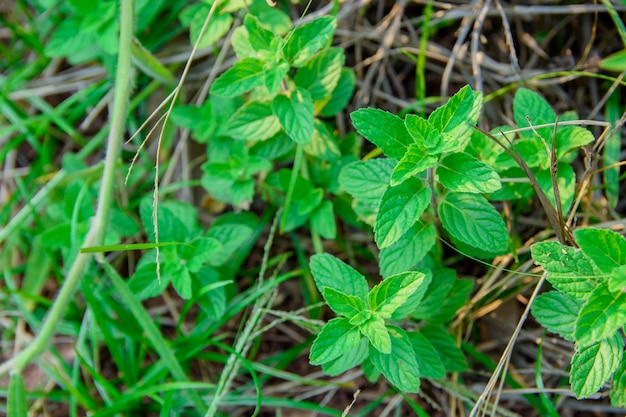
[310, 200, 337, 240]
[168, 262, 192, 299]
[368, 271, 426, 318]
[426, 278, 473, 324]
[284, 16, 336, 66]
[390, 143, 438, 186]
[375, 178, 431, 249]
[437, 153, 501, 193]
[211, 58, 266, 97]
[390, 270, 433, 320]
[611, 356, 626, 407]
[242, 14, 274, 53]
[191, 11, 233, 49]
[320, 68, 356, 117]
[186, 237, 222, 272]
[128, 261, 171, 300]
[531, 242, 602, 300]
[571, 332, 624, 399]
[310, 317, 362, 365]
[272, 88, 315, 144]
[227, 100, 281, 141]
[294, 47, 344, 105]
[309, 254, 369, 301]
[379, 222, 437, 277]
[322, 338, 369, 376]
[304, 120, 341, 161]
[407, 331, 446, 379]
[574, 228, 626, 275]
[404, 114, 444, 151]
[322, 287, 367, 319]
[350, 108, 412, 159]
[264, 59, 290, 94]
[438, 192, 509, 253]
[420, 324, 467, 372]
[369, 326, 421, 392]
[610, 265, 626, 292]
[575, 282, 626, 346]
[360, 313, 391, 354]
[413, 268, 456, 320]
[531, 291, 582, 341]
[428, 85, 482, 152]
[513, 88, 556, 142]
[206, 224, 254, 266]
[556, 126, 594, 159]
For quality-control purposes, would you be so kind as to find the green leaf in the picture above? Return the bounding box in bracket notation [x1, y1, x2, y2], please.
[609, 265, 626, 292]
[195, 267, 227, 321]
[191, 11, 233, 49]
[322, 337, 369, 376]
[359, 313, 391, 354]
[390, 270, 433, 320]
[284, 16, 336, 66]
[322, 287, 367, 319]
[8, 373, 26, 417]
[420, 324, 467, 372]
[600, 49, 626, 72]
[575, 283, 626, 346]
[227, 100, 281, 141]
[294, 47, 344, 108]
[310, 318, 362, 365]
[574, 228, 626, 275]
[320, 68, 356, 117]
[168, 262, 192, 299]
[369, 326, 421, 392]
[211, 58, 266, 97]
[404, 114, 444, 151]
[571, 332, 624, 398]
[272, 88, 315, 144]
[186, 237, 222, 272]
[375, 178, 431, 249]
[131, 38, 176, 86]
[350, 109, 412, 159]
[556, 126, 594, 159]
[530, 242, 603, 300]
[369, 271, 426, 318]
[390, 143, 438, 186]
[310, 200, 337, 240]
[242, 14, 275, 53]
[438, 192, 509, 253]
[407, 331, 446, 379]
[437, 152, 501, 193]
[428, 85, 482, 152]
[309, 253, 369, 301]
[610, 356, 626, 407]
[531, 291, 582, 341]
[304, 119, 341, 161]
[128, 261, 171, 300]
[412, 268, 456, 320]
[425, 278, 473, 324]
[513, 88, 556, 142]
[379, 222, 437, 277]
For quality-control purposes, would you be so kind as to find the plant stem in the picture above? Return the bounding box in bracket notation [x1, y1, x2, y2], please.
[0, 0, 134, 377]
[280, 143, 305, 232]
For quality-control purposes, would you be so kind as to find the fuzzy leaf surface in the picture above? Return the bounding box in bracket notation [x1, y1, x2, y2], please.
[531, 242, 603, 300]
[368, 271, 427, 318]
[272, 88, 315, 144]
[574, 228, 626, 275]
[571, 332, 624, 398]
[369, 326, 421, 392]
[310, 318, 361, 365]
[309, 254, 369, 301]
[284, 16, 336, 66]
[375, 178, 431, 249]
[437, 152, 501, 193]
[531, 291, 582, 341]
[575, 283, 626, 346]
[428, 85, 482, 152]
[438, 192, 508, 253]
[210, 58, 266, 97]
[379, 222, 437, 277]
[350, 108, 412, 159]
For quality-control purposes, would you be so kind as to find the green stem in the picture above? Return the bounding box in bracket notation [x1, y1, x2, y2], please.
[280, 143, 304, 232]
[0, 0, 134, 377]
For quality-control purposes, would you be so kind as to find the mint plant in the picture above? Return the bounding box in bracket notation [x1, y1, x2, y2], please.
[531, 228, 626, 407]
